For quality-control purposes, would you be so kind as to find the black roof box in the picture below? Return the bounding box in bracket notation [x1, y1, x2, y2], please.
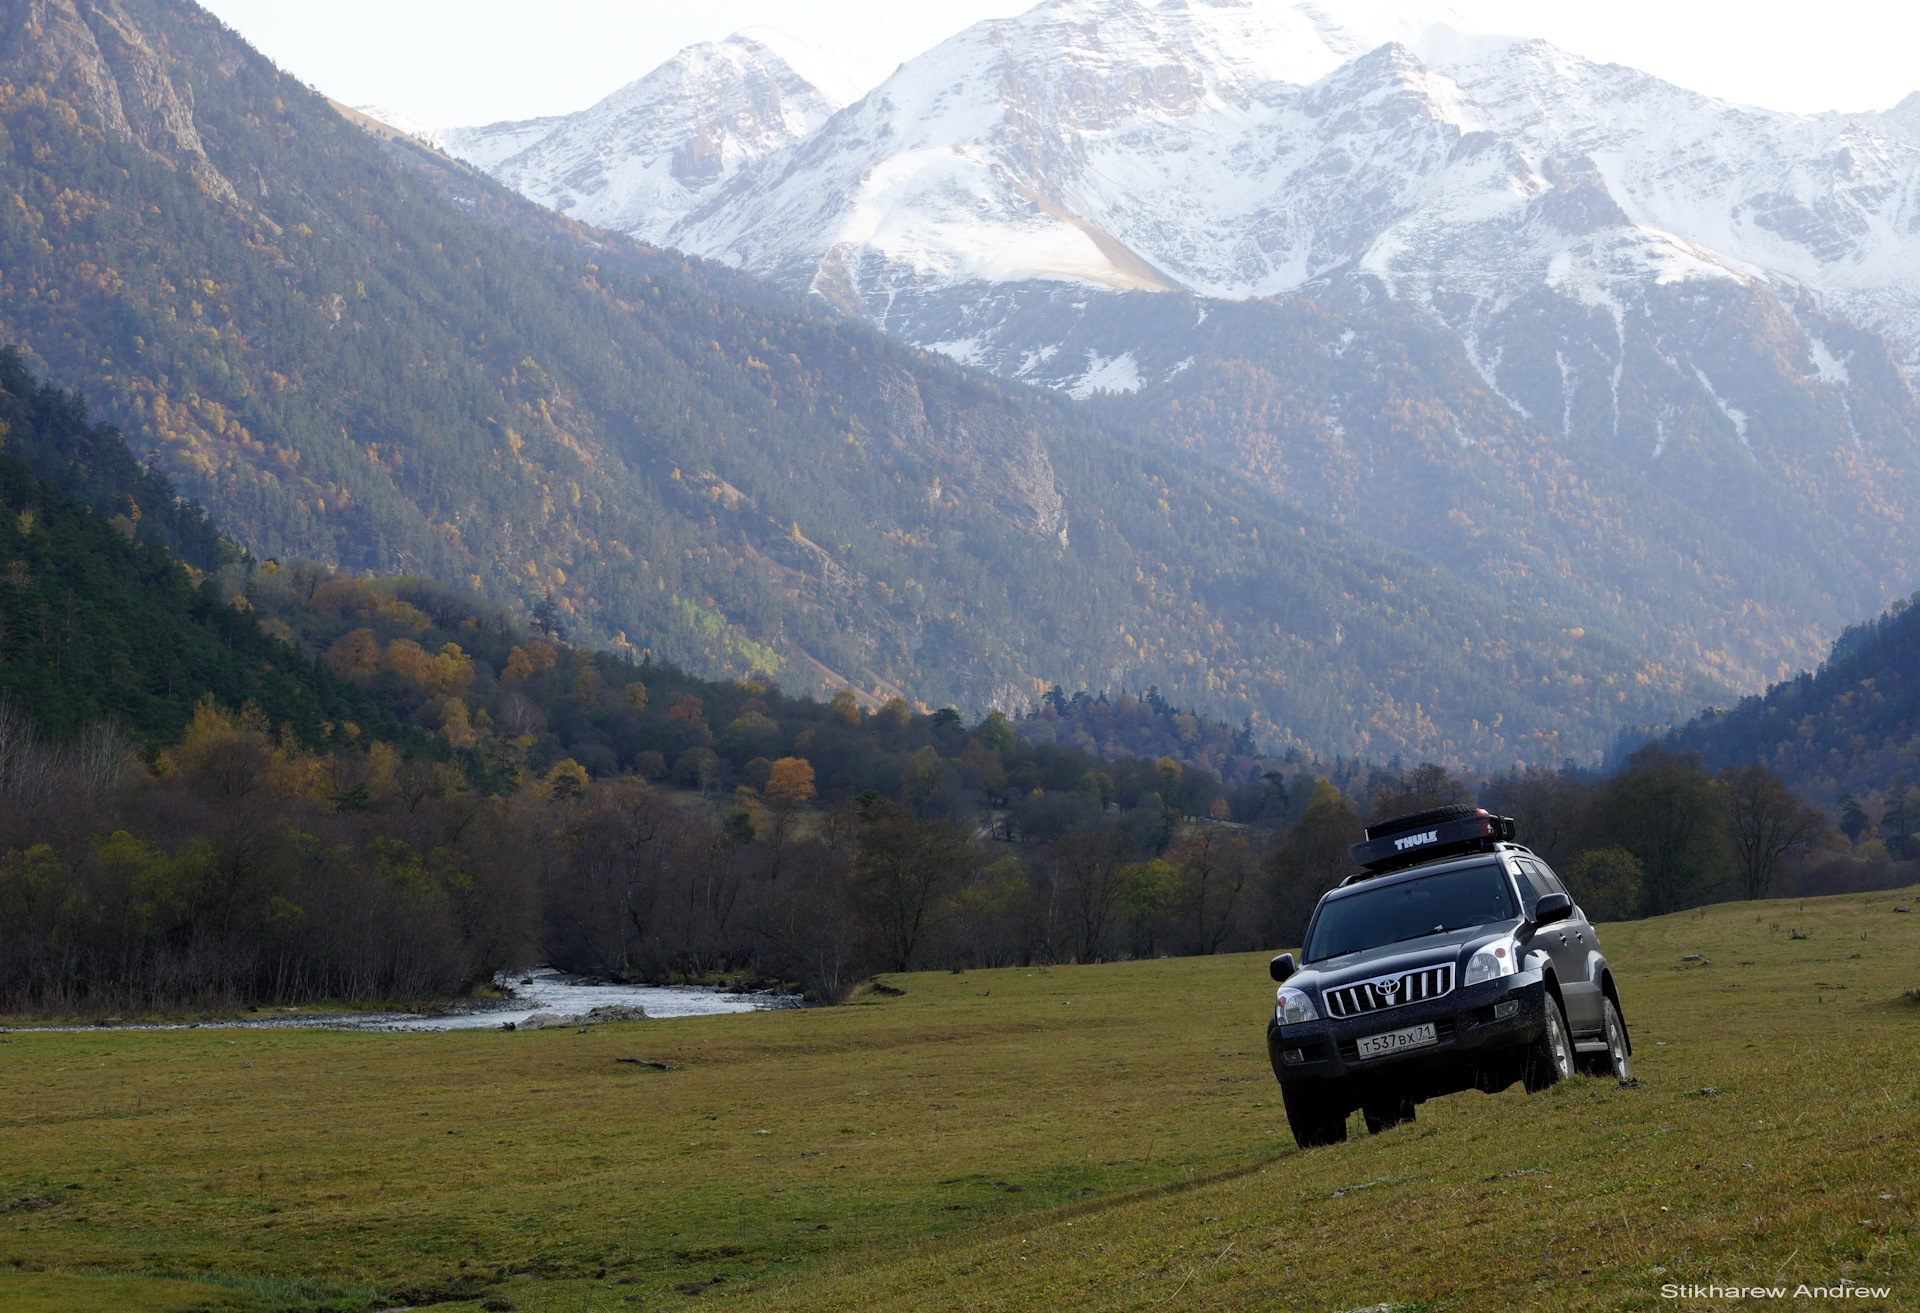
[1348, 807, 1516, 876]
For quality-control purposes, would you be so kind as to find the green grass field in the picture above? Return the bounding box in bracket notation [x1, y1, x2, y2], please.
[3, 886, 1916, 1313]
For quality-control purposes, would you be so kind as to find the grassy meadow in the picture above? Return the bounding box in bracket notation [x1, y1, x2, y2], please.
[2, 886, 1916, 1313]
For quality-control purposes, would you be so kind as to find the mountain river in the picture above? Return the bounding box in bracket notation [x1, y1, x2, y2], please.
[9, 969, 798, 1033]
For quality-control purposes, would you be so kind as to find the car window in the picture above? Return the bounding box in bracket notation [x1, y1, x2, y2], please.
[1305, 862, 1519, 962]
[1514, 858, 1557, 909]
[1530, 861, 1569, 898]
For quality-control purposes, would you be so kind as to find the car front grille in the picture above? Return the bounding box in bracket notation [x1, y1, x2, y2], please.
[1323, 963, 1454, 1018]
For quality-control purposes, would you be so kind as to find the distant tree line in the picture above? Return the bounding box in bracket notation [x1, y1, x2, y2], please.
[0, 677, 1297, 1013]
[0, 428, 1323, 1013]
[1259, 748, 1904, 947]
[11, 652, 1895, 1017]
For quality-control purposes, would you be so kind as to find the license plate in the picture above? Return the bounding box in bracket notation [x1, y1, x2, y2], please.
[1354, 1022, 1438, 1059]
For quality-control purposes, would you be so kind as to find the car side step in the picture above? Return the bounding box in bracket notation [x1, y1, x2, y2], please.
[1572, 1038, 1610, 1052]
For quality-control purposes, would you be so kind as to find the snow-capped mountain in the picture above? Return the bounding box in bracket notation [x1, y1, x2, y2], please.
[430, 27, 885, 244]
[671, 1, 1501, 307]
[431, 0, 1920, 377]
[416, 0, 1920, 690]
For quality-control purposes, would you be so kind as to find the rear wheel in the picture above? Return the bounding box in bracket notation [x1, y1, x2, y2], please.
[1282, 1085, 1349, 1149]
[1577, 997, 1632, 1081]
[1362, 1092, 1415, 1134]
[1523, 992, 1575, 1092]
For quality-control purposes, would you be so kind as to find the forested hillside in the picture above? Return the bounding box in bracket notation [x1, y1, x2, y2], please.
[0, 0, 1718, 765]
[0, 346, 230, 570]
[0, 442, 381, 744]
[0, 402, 1273, 1009]
[0, 371, 1875, 1016]
[943, 286, 1920, 694]
[1014, 685, 1276, 789]
[1659, 591, 1920, 805]
[0, 429, 1314, 1012]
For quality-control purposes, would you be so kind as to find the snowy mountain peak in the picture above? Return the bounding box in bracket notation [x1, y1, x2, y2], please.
[435, 28, 884, 244]
[667, 0, 1515, 306]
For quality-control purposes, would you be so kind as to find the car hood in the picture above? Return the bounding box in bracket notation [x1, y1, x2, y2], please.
[1298, 922, 1520, 989]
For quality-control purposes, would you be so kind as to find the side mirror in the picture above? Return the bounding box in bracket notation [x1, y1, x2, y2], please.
[1269, 953, 1296, 983]
[1532, 891, 1573, 926]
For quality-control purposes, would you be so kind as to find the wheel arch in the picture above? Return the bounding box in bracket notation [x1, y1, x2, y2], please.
[1534, 962, 1564, 1011]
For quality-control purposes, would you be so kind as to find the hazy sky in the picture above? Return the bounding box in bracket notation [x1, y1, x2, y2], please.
[196, 0, 1920, 126]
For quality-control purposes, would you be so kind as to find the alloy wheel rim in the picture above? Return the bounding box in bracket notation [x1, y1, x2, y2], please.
[1608, 1007, 1631, 1079]
[1551, 1007, 1572, 1078]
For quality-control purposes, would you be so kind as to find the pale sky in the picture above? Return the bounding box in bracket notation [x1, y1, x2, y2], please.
[197, 0, 1920, 127]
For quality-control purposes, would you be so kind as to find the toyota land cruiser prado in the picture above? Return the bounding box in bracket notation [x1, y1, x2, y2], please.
[1265, 805, 1633, 1148]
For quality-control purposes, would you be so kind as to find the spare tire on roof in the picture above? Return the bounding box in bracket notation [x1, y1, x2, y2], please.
[1364, 804, 1484, 843]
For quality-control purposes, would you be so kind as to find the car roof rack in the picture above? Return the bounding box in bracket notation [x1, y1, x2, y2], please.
[1345, 808, 1518, 879]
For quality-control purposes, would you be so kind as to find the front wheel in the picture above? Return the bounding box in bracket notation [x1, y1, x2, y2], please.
[1523, 992, 1575, 1092]
[1282, 1085, 1349, 1149]
[1362, 1092, 1415, 1135]
[1577, 997, 1632, 1081]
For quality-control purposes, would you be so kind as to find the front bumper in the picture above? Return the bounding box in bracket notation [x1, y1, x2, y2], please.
[1267, 972, 1547, 1100]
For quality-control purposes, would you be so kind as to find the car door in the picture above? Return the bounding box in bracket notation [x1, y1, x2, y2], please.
[1516, 857, 1602, 1034]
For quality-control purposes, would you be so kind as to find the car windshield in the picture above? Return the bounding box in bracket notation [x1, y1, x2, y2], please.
[1305, 862, 1518, 962]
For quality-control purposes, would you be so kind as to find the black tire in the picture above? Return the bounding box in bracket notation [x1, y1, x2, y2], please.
[1576, 997, 1632, 1081]
[1361, 1093, 1415, 1134]
[1364, 804, 1482, 842]
[1282, 1085, 1349, 1149]
[1523, 992, 1576, 1093]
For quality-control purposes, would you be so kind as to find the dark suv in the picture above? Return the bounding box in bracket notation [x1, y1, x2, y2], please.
[1265, 805, 1632, 1148]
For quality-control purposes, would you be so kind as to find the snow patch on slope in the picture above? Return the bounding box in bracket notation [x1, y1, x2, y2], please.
[1693, 367, 1750, 447]
[926, 337, 985, 366]
[1067, 350, 1144, 400]
[355, 105, 444, 143]
[1807, 335, 1852, 386]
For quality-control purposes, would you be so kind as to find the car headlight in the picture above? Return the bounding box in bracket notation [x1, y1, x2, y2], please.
[1275, 986, 1318, 1024]
[1464, 936, 1519, 986]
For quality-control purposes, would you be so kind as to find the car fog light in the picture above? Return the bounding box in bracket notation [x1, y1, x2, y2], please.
[1281, 1048, 1305, 1064]
[1494, 999, 1520, 1020]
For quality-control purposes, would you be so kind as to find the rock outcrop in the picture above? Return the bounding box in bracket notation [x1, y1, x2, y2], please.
[1, 0, 237, 204]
